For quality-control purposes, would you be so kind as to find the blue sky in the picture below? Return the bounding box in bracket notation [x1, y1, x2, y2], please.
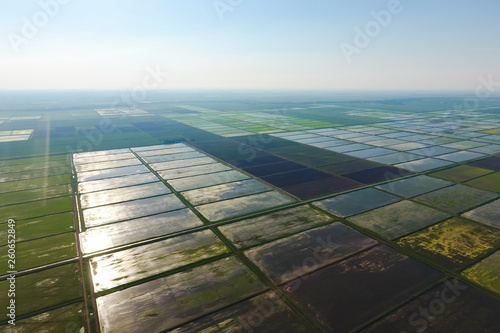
[1, 0, 499, 90]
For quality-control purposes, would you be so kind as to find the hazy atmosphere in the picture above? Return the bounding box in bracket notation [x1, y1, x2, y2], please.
[2, 0, 500, 90]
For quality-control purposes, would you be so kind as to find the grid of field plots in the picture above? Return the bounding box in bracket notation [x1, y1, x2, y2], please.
[76, 144, 500, 331]
[0, 154, 84, 332]
[1, 108, 500, 332]
[0, 130, 33, 143]
[72, 144, 301, 332]
[271, 121, 500, 172]
[167, 110, 338, 137]
[95, 108, 152, 117]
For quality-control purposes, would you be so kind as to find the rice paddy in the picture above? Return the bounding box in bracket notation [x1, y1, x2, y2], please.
[1, 100, 500, 332]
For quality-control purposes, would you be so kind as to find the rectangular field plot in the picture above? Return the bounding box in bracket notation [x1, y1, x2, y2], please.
[0, 156, 68, 174]
[462, 199, 500, 230]
[437, 151, 485, 162]
[96, 257, 265, 333]
[0, 196, 73, 221]
[76, 164, 151, 182]
[282, 176, 363, 199]
[82, 194, 186, 228]
[0, 303, 87, 333]
[0, 165, 70, 183]
[261, 168, 331, 187]
[363, 279, 500, 332]
[156, 163, 230, 180]
[90, 230, 230, 292]
[283, 245, 443, 333]
[77, 173, 159, 194]
[245, 223, 378, 284]
[151, 156, 217, 171]
[169, 291, 310, 333]
[0, 184, 71, 207]
[168, 170, 250, 191]
[131, 144, 193, 154]
[348, 201, 450, 240]
[397, 218, 500, 271]
[313, 188, 400, 218]
[0, 232, 77, 271]
[219, 205, 334, 248]
[0, 263, 83, 321]
[407, 146, 458, 157]
[470, 144, 500, 155]
[73, 148, 131, 160]
[346, 147, 396, 159]
[182, 179, 271, 205]
[429, 165, 494, 183]
[375, 175, 453, 198]
[0, 212, 73, 244]
[79, 182, 170, 209]
[242, 160, 306, 177]
[232, 155, 286, 168]
[142, 151, 206, 164]
[80, 209, 203, 254]
[342, 165, 412, 184]
[75, 158, 142, 173]
[465, 172, 500, 193]
[73, 152, 136, 165]
[196, 191, 295, 221]
[395, 158, 453, 172]
[0, 129, 33, 142]
[463, 250, 500, 295]
[318, 159, 381, 174]
[414, 184, 498, 214]
[368, 151, 423, 165]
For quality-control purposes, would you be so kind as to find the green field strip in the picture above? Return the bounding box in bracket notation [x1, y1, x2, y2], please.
[0, 263, 83, 322]
[0, 167, 70, 183]
[0, 196, 73, 222]
[0, 174, 71, 193]
[0, 232, 77, 271]
[0, 184, 72, 207]
[0, 160, 69, 174]
[0, 302, 86, 332]
[0, 212, 74, 245]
